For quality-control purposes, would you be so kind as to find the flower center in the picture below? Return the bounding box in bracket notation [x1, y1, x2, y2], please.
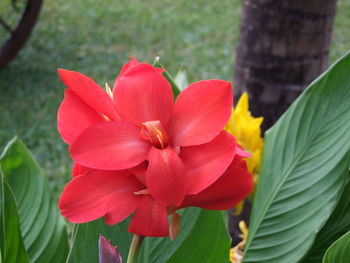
[140, 120, 169, 149]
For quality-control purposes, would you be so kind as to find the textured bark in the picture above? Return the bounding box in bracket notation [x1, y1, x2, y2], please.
[234, 0, 338, 131]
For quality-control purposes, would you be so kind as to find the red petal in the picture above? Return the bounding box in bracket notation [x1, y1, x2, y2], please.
[59, 170, 143, 224]
[236, 144, 251, 158]
[70, 121, 151, 170]
[169, 80, 233, 147]
[58, 69, 119, 121]
[179, 157, 253, 210]
[57, 90, 105, 144]
[113, 63, 174, 126]
[130, 161, 148, 185]
[180, 131, 236, 194]
[71, 162, 91, 177]
[128, 195, 169, 237]
[147, 147, 187, 206]
[113, 57, 139, 85]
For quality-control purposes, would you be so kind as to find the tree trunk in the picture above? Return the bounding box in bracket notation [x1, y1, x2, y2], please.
[234, 0, 338, 131]
[230, 0, 338, 248]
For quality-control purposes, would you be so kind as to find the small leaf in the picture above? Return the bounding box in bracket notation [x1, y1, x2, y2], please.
[174, 70, 188, 91]
[322, 231, 350, 263]
[153, 56, 181, 98]
[99, 235, 122, 263]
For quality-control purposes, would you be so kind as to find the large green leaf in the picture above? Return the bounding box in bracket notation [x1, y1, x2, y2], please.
[0, 167, 29, 263]
[138, 208, 230, 263]
[242, 52, 350, 263]
[0, 138, 69, 263]
[302, 178, 350, 262]
[68, 208, 230, 263]
[322, 231, 350, 263]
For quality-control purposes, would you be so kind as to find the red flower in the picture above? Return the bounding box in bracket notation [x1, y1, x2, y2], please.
[59, 156, 252, 237]
[57, 58, 253, 237]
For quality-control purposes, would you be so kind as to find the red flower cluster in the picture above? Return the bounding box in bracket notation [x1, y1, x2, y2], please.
[58, 58, 253, 237]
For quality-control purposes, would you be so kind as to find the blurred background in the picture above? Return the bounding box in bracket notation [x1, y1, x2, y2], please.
[0, 0, 349, 194]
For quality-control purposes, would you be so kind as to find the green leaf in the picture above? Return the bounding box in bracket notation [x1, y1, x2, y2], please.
[153, 57, 181, 98]
[242, 52, 350, 263]
[138, 208, 230, 263]
[67, 218, 132, 263]
[0, 138, 69, 263]
[0, 168, 29, 263]
[302, 177, 350, 263]
[322, 231, 350, 263]
[68, 208, 230, 263]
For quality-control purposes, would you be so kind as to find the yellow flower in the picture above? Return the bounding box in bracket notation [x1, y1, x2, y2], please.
[230, 221, 249, 263]
[225, 93, 263, 216]
[225, 92, 263, 179]
[226, 93, 263, 262]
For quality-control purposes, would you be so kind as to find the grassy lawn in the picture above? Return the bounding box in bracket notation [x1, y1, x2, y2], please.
[0, 0, 349, 194]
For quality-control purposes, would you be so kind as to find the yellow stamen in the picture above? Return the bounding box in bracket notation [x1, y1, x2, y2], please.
[169, 212, 181, 241]
[230, 220, 249, 263]
[105, 82, 113, 99]
[134, 189, 150, 195]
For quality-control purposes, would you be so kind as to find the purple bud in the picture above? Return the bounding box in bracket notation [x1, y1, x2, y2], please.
[99, 235, 122, 263]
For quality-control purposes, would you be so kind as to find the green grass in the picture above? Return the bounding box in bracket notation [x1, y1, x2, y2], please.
[0, 0, 349, 194]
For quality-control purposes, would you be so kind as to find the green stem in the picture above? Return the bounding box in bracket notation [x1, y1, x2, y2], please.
[127, 234, 144, 263]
